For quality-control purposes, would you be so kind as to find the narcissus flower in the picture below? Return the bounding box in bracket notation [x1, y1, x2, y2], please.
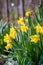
[5, 43, 12, 50]
[36, 24, 43, 35]
[19, 17, 24, 22]
[25, 11, 32, 17]
[36, 24, 41, 33]
[4, 34, 11, 43]
[20, 25, 28, 32]
[17, 17, 24, 25]
[10, 27, 16, 39]
[30, 35, 40, 43]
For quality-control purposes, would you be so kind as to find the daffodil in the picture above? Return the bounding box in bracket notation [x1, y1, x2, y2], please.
[5, 43, 12, 50]
[30, 35, 40, 43]
[36, 24, 41, 33]
[25, 11, 32, 17]
[19, 17, 24, 22]
[20, 25, 28, 32]
[17, 20, 24, 25]
[17, 17, 24, 25]
[4, 34, 11, 43]
[10, 27, 16, 39]
[36, 24, 43, 35]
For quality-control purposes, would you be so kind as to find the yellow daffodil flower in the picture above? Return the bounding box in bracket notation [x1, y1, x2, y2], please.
[17, 17, 24, 25]
[36, 24, 43, 35]
[36, 24, 41, 33]
[20, 25, 28, 32]
[30, 35, 40, 43]
[17, 20, 24, 25]
[19, 17, 24, 22]
[4, 34, 11, 43]
[10, 27, 16, 39]
[25, 11, 32, 17]
[5, 43, 12, 50]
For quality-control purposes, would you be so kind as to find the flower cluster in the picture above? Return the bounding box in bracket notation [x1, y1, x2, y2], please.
[4, 27, 17, 50]
[1, 10, 43, 65]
